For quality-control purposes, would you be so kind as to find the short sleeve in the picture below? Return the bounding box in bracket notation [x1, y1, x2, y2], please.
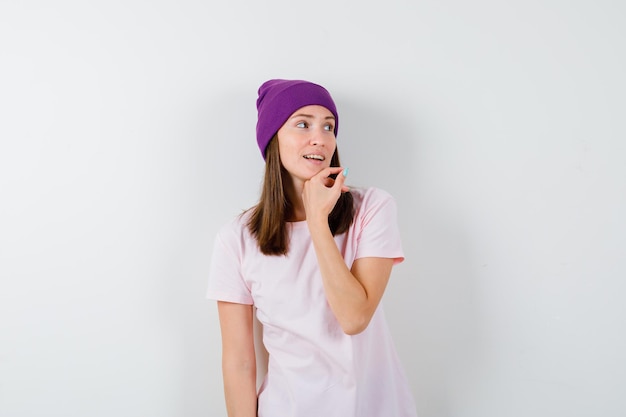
[206, 224, 254, 305]
[355, 188, 405, 264]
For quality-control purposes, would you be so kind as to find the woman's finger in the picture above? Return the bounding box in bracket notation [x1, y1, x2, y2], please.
[312, 166, 344, 182]
[333, 167, 351, 192]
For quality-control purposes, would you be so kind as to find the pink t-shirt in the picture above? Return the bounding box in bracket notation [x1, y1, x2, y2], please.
[207, 187, 417, 417]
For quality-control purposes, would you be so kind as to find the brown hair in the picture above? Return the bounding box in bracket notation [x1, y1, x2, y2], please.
[247, 136, 354, 255]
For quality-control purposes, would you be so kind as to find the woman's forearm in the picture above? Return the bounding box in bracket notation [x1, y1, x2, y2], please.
[308, 219, 370, 335]
[217, 301, 258, 417]
[222, 358, 257, 417]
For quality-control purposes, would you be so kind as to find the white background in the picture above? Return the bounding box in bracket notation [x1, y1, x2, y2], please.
[1, 1, 625, 416]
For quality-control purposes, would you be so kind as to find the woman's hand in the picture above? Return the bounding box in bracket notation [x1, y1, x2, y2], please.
[302, 167, 349, 225]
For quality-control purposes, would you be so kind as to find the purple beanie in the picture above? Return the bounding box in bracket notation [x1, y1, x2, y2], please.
[256, 79, 339, 159]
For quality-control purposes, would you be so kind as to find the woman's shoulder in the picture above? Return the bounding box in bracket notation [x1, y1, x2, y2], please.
[349, 187, 399, 228]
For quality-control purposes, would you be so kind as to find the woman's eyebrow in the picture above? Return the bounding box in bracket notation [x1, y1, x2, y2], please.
[290, 113, 336, 120]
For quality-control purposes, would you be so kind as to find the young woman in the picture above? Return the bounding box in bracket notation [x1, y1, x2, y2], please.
[207, 79, 417, 417]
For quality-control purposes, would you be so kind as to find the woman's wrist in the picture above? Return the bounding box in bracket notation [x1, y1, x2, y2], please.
[306, 215, 331, 235]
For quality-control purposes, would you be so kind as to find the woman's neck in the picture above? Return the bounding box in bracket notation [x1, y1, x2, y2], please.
[285, 182, 306, 222]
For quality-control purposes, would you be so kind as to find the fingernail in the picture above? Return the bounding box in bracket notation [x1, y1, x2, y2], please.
[343, 167, 349, 177]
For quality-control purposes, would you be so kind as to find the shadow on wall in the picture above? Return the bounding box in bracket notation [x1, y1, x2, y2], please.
[181, 85, 263, 414]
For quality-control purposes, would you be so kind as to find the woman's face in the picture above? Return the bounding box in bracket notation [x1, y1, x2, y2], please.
[276, 105, 337, 189]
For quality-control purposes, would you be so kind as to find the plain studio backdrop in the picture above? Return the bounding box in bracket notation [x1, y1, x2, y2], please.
[1, 1, 625, 416]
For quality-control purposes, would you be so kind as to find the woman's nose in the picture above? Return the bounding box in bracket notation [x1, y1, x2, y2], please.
[309, 128, 331, 146]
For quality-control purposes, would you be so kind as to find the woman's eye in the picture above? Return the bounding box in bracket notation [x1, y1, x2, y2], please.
[296, 122, 307, 128]
[324, 124, 334, 131]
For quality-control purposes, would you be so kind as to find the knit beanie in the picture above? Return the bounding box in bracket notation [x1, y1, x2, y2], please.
[256, 79, 339, 159]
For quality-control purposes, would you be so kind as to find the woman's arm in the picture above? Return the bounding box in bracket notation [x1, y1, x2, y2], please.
[217, 301, 257, 417]
[310, 225, 394, 335]
[303, 167, 395, 335]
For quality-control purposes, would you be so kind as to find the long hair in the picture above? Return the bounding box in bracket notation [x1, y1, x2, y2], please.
[247, 136, 354, 255]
